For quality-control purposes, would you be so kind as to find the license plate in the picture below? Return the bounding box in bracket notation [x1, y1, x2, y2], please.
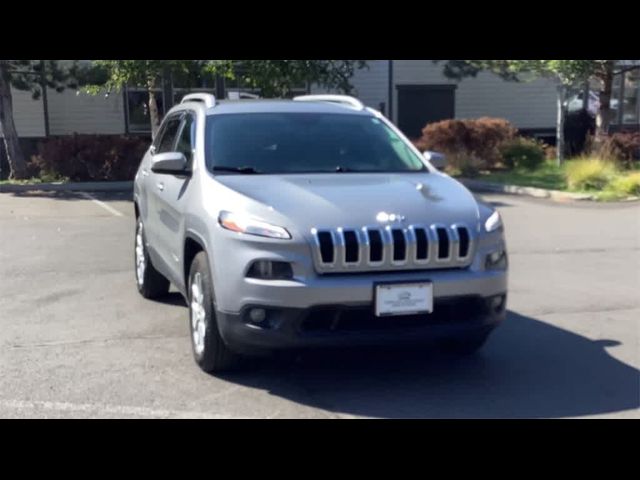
[374, 282, 433, 317]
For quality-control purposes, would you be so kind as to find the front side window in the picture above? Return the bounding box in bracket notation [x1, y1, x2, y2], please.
[156, 116, 182, 153]
[175, 114, 195, 162]
[205, 113, 426, 174]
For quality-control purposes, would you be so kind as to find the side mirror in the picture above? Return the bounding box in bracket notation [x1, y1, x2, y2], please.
[424, 151, 447, 171]
[151, 152, 190, 175]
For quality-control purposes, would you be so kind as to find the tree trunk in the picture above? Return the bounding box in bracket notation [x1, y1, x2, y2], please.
[595, 60, 615, 144]
[556, 84, 566, 167]
[0, 64, 28, 179]
[147, 84, 160, 140]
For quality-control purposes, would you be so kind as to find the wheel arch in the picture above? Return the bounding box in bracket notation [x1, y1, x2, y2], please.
[183, 231, 208, 296]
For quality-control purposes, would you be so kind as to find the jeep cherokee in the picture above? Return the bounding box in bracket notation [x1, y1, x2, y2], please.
[133, 93, 508, 372]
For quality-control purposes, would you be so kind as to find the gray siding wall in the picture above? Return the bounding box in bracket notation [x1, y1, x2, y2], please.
[6, 88, 46, 137]
[310, 60, 390, 112]
[7, 86, 126, 137]
[391, 60, 558, 130]
[47, 89, 126, 135]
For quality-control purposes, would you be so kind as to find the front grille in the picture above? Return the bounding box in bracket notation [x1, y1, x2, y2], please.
[310, 223, 475, 273]
[300, 296, 489, 333]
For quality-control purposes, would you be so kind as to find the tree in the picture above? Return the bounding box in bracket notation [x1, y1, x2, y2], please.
[85, 60, 226, 139]
[229, 60, 368, 97]
[0, 60, 80, 179]
[438, 60, 640, 164]
[87, 60, 367, 136]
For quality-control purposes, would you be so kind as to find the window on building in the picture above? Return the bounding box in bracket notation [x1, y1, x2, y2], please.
[127, 89, 165, 133]
[611, 63, 640, 126]
[622, 69, 639, 124]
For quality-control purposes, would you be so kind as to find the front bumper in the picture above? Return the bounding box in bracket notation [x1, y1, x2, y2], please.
[217, 293, 507, 355]
[217, 266, 507, 313]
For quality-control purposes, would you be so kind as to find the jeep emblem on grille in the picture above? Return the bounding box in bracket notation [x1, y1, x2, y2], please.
[376, 212, 406, 223]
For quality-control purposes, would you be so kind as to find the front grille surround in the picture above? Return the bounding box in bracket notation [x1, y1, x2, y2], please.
[310, 223, 475, 274]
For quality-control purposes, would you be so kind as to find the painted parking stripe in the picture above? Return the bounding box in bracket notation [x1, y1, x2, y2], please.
[79, 192, 124, 217]
[0, 399, 252, 419]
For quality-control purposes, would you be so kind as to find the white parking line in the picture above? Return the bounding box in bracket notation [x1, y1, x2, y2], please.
[79, 192, 124, 217]
[0, 399, 251, 419]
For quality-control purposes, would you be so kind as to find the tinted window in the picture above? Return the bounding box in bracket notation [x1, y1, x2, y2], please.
[205, 113, 426, 174]
[175, 114, 195, 162]
[157, 116, 182, 153]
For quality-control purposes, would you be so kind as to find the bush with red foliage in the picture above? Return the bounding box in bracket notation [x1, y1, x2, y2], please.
[596, 132, 640, 168]
[29, 134, 150, 181]
[414, 117, 518, 169]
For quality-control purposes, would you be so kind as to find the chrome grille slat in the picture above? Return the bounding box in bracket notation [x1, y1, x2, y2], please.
[381, 227, 394, 267]
[311, 223, 474, 274]
[334, 229, 346, 267]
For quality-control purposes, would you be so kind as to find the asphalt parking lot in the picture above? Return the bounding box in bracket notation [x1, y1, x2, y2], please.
[0, 189, 638, 418]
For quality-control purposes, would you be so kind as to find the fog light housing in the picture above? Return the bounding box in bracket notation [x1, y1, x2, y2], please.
[488, 295, 506, 312]
[247, 260, 293, 280]
[248, 308, 267, 324]
[486, 250, 507, 270]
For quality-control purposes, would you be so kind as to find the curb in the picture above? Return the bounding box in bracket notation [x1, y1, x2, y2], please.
[458, 178, 595, 201]
[0, 181, 133, 194]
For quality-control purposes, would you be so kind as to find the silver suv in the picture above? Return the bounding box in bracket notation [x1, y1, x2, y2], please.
[133, 93, 508, 372]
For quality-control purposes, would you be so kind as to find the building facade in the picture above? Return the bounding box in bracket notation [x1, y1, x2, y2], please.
[7, 60, 640, 142]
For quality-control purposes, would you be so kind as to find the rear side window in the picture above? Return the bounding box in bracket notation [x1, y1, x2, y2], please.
[156, 116, 182, 153]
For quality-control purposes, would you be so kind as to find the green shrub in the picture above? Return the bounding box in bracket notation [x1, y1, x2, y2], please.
[416, 117, 517, 169]
[609, 172, 640, 196]
[500, 137, 546, 170]
[28, 134, 150, 182]
[444, 153, 483, 178]
[564, 157, 619, 191]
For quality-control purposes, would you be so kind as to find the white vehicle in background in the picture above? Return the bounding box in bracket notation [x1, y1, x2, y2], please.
[565, 90, 619, 117]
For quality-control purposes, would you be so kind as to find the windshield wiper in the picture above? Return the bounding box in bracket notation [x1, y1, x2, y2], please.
[212, 166, 262, 174]
[335, 166, 354, 173]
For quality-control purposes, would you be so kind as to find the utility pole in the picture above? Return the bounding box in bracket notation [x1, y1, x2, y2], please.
[556, 83, 566, 166]
[40, 60, 50, 137]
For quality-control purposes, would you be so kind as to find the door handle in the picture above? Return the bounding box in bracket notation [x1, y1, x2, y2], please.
[157, 182, 164, 192]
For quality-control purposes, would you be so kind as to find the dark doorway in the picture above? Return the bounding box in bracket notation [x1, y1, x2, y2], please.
[397, 85, 456, 140]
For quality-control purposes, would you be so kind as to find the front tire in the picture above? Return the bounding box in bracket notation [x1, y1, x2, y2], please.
[188, 251, 242, 373]
[135, 217, 170, 299]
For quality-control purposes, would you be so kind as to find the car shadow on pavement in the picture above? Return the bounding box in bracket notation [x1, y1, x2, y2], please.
[155, 291, 188, 307]
[219, 310, 640, 418]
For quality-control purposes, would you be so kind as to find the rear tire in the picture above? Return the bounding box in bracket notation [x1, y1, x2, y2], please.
[135, 217, 170, 299]
[188, 251, 242, 373]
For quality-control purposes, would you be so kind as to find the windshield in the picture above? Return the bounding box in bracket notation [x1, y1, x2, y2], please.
[205, 112, 427, 174]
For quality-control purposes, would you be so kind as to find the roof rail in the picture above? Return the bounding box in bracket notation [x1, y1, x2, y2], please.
[181, 93, 216, 108]
[293, 94, 364, 110]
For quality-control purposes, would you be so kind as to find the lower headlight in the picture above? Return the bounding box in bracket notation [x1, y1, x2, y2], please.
[486, 250, 508, 270]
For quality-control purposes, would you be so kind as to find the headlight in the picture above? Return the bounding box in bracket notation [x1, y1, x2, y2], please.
[484, 210, 503, 233]
[218, 211, 291, 240]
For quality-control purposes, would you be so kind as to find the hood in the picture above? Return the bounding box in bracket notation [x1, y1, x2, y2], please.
[214, 172, 481, 234]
